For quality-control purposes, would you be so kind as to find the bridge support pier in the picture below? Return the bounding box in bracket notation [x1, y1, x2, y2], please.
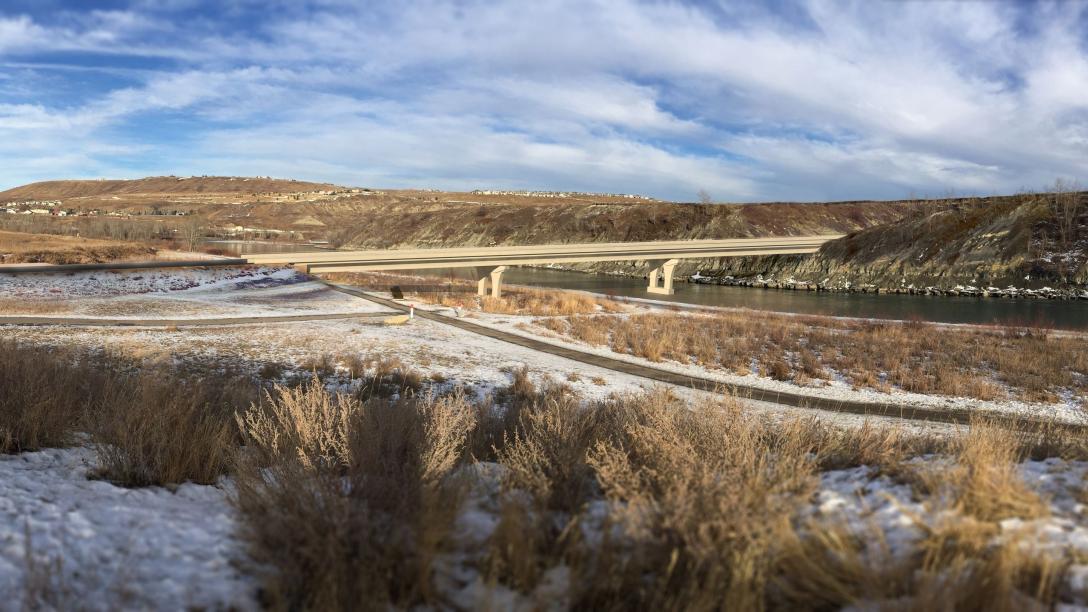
[647, 259, 680, 295]
[475, 266, 508, 298]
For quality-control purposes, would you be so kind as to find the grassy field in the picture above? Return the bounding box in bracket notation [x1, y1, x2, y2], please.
[4, 338, 1088, 609]
[323, 271, 626, 316]
[0, 230, 157, 264]
[534, 309, 1088, 404]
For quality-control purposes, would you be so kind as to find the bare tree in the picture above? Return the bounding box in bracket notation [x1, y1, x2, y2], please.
[1052, 178, 1082, 250]
[179, 216, 204, 252]
[697, 189, 713, 205]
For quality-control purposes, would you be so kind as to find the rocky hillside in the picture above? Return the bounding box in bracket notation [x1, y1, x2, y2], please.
[24, 175, 1050, 284]
[11, 176, 1087, 290]
[0, 177, 917, 274]
[704, 192, 1088, 291]
[216, 195, 917, 275]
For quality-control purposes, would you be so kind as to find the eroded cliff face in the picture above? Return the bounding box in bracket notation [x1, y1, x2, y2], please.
[703, 194, 1088, 291]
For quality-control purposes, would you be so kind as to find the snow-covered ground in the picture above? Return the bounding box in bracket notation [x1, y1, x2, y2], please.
[2, 314, 654, 404]
[438, 457, 1088, 608]
[4, 269, 1088, 606]
[0, 274, 952, 427]
[0, 447, 257, 610]
[0, 267, 390, 319]
[7, 448, 1087, 609]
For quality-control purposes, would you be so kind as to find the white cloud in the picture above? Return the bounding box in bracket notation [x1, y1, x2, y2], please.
[0, 16, 46, 53]
[0, 0, 1085, 200]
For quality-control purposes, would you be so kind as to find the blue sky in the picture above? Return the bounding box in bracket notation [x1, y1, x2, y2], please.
[0, 0, 1085, 201]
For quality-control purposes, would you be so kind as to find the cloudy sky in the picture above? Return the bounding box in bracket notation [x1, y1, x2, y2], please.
[0, 1, 1085, 201]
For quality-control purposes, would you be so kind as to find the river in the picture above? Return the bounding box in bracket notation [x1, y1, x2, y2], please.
[210, 241, 1088, 330]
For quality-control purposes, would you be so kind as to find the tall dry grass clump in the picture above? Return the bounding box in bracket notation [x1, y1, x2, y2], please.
[484, 388, 894, 608]
[482, 378, 635, 592]
[914, 421, 1048, 522]
[0, 341, 100, 453]
[238, 377, 357, 469]
[570, 393, 815, 609]
[233, 381, 476, 610]
[226, 366, 1088, 609]
[352, 356, 424, 399]
[90, 373, 248, 486]
[0, 340, 248, 488]
[474, 288, 625, 316]
[772, 419, 1070, 610]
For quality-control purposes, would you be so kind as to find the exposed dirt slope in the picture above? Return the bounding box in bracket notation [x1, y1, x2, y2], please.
[707, 193, 1088, 289]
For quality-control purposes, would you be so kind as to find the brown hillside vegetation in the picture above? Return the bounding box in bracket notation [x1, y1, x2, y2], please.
[0, 176, 923, 277]
[316, 198, 912, 249]
[0, 230, 156, 264]
[709, 191, 1088, 288]
[198, 192, 918, 279]
[535, 309, 1088, 404]
[7, 176, 1087, 288]
[0, 176, 341, 201]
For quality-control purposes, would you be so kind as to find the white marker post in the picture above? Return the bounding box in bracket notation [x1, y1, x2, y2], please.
[409, 304, 415, 320]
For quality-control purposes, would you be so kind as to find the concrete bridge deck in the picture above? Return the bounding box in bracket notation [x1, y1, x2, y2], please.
[244, 235, 842, 296]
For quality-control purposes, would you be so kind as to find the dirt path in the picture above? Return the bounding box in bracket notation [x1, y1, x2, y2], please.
[325, 283, 1084, 431]
[0, 311, 398, 327]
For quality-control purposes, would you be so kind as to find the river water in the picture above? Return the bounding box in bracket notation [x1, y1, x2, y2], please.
[204, 240, 335, 255]
[211, 242, 1088, 330]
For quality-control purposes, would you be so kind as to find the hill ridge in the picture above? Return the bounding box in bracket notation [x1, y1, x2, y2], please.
[0, 176, 346, 201]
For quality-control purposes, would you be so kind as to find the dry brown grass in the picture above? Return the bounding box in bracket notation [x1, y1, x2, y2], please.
[0, 339, 246, 486]
[351, 355, 424, 399]
[0, 341, 98, 453]
[0, 230, 156, 264]
[7, 331, 1087, 607]
[914, 422, 1049, 522]
[322, 270, 625, 316]
[228, 363, 1088, 610]
[573, 392, 815, 609]
[0, 299, 73, 315]
[774, 421, 1070, 611]
[537, 311, 1088, 403]
[233, 380, 475, 610]
[89, 374, 247, 487]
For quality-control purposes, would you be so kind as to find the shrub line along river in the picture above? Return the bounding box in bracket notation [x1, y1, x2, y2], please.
[209, 241, 1088, 331]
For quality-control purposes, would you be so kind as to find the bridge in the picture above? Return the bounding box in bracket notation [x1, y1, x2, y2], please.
[244, 235, 841, 297]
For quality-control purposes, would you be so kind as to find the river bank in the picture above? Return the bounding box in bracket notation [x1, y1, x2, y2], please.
[694, 273, 1088, 300]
